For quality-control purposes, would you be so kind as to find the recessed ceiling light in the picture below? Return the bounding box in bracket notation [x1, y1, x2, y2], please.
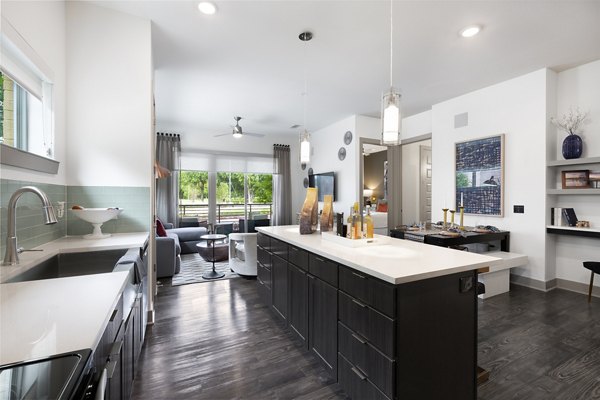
[460, 25, 482, 38]
[198, 2, 217, 15]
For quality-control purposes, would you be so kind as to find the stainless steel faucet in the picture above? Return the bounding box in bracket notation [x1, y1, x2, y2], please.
[3, 186, 58, 265]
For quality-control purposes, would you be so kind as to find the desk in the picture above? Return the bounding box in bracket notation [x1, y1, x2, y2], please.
[199, 234, 227, 280]
[390, 228, 510, 251]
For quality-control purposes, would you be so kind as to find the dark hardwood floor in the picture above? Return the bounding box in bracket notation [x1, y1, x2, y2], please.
[133, 278, 600, 400]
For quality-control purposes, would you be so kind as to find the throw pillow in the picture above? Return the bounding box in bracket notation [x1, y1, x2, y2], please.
[156, 219, 167, 237]
[376, 201, 388, 213]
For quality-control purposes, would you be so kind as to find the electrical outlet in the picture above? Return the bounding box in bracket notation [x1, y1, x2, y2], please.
[513, 205, 525, 214]
[459, 276, 473, 293]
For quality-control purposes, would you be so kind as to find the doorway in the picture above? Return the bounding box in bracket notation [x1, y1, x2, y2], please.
[401, 137, 432, 226]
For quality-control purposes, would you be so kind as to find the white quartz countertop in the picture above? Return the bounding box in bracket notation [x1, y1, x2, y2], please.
[0, 232, 148, 283]
[257, 226, 502, 284]
[0, 271, 129, 365]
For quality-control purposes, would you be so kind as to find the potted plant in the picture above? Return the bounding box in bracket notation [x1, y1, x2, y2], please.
[551, 107, 589, 159]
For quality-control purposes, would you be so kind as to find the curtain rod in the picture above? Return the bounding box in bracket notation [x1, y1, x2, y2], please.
[273, 144, 290, 148]
[156, 132, 181, 138]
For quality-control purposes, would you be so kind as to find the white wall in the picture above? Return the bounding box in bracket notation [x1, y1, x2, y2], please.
[553, 60, 600, 288]
[402, 139, 431, 225]
[0, 1, 67, 184]
[310, 115, 357, 214]
[402, 110, 432, 140]
[431, 69, 549, 282]
[66, 2, 152, 187]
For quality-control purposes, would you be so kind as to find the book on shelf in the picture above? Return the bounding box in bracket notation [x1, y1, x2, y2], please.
[562, 208, 578, 227]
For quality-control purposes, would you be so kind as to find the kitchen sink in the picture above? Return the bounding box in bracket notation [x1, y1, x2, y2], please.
[5, 249, 128, 283]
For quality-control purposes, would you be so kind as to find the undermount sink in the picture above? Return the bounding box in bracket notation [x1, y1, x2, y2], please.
[5, 249, 128, 283]
[71, 208, 123, 239]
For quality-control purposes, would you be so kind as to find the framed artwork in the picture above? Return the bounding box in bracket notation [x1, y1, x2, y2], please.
[455, 134, 504, 216]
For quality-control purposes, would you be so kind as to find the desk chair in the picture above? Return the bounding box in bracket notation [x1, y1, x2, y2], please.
[583, 262, 600, 303]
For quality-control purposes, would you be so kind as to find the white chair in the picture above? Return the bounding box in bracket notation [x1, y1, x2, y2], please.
[228, 233, 257, 277]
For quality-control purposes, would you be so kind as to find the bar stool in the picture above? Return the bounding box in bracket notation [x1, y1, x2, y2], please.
[583, 262, 600, 303]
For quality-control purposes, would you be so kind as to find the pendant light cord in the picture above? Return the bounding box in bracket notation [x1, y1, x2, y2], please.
[390, 0, 393, 88]
[303, 37, 308, 132]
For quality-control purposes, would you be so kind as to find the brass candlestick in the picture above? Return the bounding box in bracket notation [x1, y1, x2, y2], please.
[450, 210, 456, 228]
[442, 208, 449, 229]
[459, 206, 465, 230]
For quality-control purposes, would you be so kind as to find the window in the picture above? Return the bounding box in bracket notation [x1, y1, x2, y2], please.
[1, 19, 55, 160]
[0, 71, 45, 154]
[179, 170, 209, 221]
[179, 170, 273, 224]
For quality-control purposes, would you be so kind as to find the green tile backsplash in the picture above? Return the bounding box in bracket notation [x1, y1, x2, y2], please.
[0, 180, 150, 259]
[67, 186, 151, 236]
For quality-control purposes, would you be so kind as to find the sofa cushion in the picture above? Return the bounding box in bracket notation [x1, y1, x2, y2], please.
[168, 227, 208, 242]
[156, 219, 167, 237]
[166, 231, 181, 255]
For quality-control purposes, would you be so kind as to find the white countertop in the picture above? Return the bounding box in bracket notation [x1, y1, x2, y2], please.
[0, 271, 129, 365]
[0, 232, 148, 283]
[257, 226, 502, 284]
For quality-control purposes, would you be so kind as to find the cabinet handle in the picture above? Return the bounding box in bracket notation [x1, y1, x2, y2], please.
[352, 272, 365, 279]
[351, 366, 367, 381]
[109, 308, 119, 322]
[308, 275, 315, 280]
[352, 332, 367, 344]
[110, 339, 123, 357]
[315, 256, 325, 263]
[106, 359, 118, 379]
[352, 298, 367, 308]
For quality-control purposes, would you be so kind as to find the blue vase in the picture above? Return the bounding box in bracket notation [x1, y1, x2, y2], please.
[562, 134, 583, 159]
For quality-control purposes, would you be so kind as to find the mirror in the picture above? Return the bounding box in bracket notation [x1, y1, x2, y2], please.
[360, 138, 391, 235]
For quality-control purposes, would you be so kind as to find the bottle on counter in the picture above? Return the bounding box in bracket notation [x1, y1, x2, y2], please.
[352, 202, 361, 239]
[347, 206, 354, 238]
[364, 205, 374, 239]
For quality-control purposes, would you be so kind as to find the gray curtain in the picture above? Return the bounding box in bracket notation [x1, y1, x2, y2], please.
[273, 144, 292, 226]
[156, 133, 181, 226]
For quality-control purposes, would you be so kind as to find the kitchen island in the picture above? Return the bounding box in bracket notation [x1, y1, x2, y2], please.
[256, 225, 501, 400]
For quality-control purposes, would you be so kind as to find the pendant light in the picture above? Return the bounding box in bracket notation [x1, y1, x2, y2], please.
[299, 31, 312, 163]
[381, 0, 401, 146]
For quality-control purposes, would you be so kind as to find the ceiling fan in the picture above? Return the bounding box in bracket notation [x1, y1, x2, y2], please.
[213, 116, 265, 139]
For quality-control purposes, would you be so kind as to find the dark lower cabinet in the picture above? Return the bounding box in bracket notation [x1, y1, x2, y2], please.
[272, 255, 288, 320]
[308, 274, 338, 377]
[288, 264, 308, 347]
[338, 354, 389, 400]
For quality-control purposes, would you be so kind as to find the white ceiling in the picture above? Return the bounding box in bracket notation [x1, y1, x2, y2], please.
[97, 1, 600, 138]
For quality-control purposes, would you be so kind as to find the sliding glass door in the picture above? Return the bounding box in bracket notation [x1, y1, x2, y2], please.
[179, 170, 272, 225]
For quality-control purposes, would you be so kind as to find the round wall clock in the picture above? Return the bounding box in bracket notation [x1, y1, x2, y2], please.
[344, 131, 353, 145]
[301, 163, 307, 170]
[338, 147, 346, 161]
[303, 177, 309, 188]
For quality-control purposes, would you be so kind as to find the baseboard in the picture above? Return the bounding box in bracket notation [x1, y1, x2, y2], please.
[556, 278, 600, 298]
[510, 274, 600, 298]
[510, 274, 556, 292]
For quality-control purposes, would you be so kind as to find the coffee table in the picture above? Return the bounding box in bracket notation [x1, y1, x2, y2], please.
[199, 234, 227, 280]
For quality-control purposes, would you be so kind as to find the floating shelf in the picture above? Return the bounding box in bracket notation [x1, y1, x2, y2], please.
[547, 156, 600, 167]
[546, 225, 600, 239]
[546, 188, 600, 195]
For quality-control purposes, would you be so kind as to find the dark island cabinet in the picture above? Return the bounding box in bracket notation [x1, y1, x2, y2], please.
[288, 263, 309, 347]
[272, 254, 288, 320]
[308, 274, 338, 377]
[256, 231, 478, 400]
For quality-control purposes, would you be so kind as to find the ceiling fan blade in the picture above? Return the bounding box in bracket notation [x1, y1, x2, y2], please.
[244, 132, 265, 138]
[213, 133, 231, 137]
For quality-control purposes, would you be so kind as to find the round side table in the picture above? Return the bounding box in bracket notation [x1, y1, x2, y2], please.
[199, 234, 227, 279]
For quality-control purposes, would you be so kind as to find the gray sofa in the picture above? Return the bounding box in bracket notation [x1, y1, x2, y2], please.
[155, 223, 208, 278]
